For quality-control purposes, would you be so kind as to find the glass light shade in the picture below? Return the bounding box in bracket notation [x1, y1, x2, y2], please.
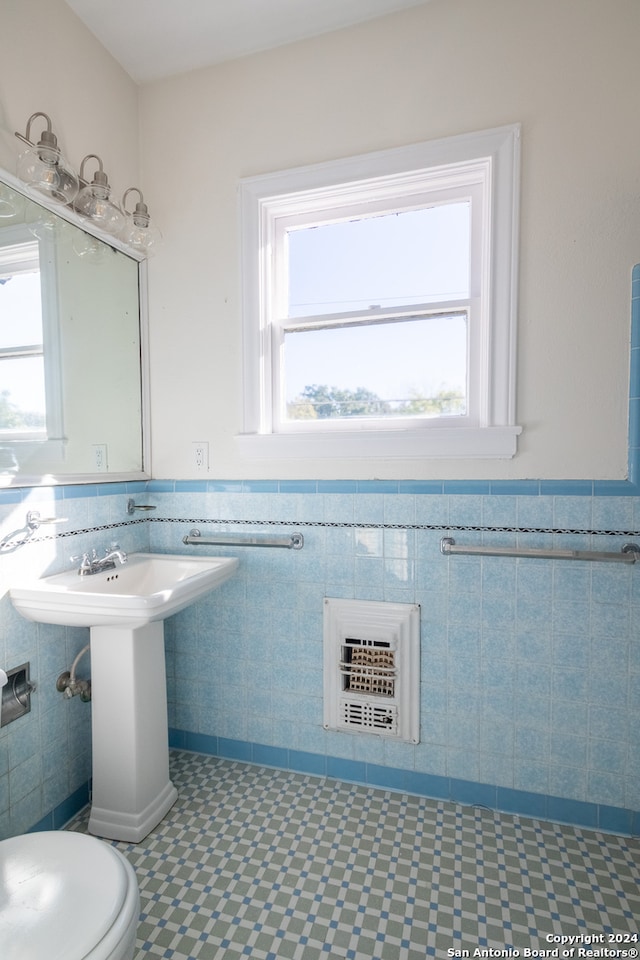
[121, 214, 162, 255]
[75, 183, 125, 236]
[120, 188, 161, 256]
[17, 144, 79, 205]
[0, 184, 24, 220]
[25, 207, 63, 241]
[72, 231, 109, 263]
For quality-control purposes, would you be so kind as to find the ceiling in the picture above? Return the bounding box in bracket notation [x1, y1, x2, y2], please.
[63, 0, 429, 85]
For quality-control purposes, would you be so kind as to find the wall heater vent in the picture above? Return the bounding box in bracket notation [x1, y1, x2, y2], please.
[323, 598, 420, 743]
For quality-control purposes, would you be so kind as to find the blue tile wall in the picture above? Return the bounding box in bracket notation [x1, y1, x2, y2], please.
[150, 483, 639, 834]
[1, 490, 638, 839]
[1, 272, 640, 839]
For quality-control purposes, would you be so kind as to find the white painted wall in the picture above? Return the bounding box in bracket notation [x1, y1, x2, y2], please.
[2, 0, 639, 483]
[0, 0, 139, 194]
[140, 0, 640, 481]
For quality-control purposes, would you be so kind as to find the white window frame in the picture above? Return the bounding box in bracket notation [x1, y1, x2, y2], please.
[238, 124, 521, 460]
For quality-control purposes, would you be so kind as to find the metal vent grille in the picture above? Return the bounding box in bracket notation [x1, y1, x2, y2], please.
[340, 699, 398, 734]
[341, 639, 395, 697]
[324, 598, 420, 743]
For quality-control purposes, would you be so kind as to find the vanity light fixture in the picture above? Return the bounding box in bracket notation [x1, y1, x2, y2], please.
[121, 187, 161, 254]
[75, 155, 125, 237]
[15, 112, 79, 206]
[14, 111, 160, 256]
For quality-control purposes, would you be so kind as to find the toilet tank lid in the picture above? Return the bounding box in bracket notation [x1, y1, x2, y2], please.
[0, 831, 133, 960]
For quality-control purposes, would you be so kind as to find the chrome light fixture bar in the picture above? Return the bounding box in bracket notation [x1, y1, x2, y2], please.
[14, 111, 160, 255]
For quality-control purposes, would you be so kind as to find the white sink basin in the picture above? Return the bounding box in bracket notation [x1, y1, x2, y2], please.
[10, 552, 239, 627]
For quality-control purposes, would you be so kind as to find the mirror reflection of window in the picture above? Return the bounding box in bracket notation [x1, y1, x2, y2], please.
[0, 172, 145, 483]
[0, 239, 47, 440]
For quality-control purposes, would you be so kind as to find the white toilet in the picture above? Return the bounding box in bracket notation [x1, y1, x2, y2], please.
[0, 830, 140, 960]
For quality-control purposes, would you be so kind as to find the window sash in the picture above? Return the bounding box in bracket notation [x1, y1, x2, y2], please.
[271, 185, 483, 321]
[272, 306, 473, 431]
[267, 185, 484, 434]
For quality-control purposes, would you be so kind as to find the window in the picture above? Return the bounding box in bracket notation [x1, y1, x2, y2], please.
[0, 227, 63, 452]
[238, 125, 521, 460]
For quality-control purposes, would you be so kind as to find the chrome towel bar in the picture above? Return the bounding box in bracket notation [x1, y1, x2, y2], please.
[183, 528, 304, 549]
[440, 536, 640, 564]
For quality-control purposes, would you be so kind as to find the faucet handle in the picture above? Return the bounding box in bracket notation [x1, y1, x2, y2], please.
[70, 553, 92, 574]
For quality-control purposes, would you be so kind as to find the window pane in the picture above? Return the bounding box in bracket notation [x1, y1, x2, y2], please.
[0, 271, 43, 347]
[287, 202, 470, 318]
[284, 314, 467, 421]
[0, 356, 46, 433]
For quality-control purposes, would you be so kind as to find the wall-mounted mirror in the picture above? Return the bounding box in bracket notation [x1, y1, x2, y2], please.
[0, 171, 147, 486]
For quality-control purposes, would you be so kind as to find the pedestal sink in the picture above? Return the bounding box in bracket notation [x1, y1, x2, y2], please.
[10, 553, 238, 843]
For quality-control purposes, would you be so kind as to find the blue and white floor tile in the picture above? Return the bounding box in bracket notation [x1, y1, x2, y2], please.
[66, 750, 640, 960]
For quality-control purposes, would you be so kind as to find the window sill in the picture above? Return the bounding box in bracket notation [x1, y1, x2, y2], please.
[235, 425, 522, 460]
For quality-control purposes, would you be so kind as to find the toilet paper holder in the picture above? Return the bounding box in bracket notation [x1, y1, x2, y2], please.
[0, 662, 36, 727]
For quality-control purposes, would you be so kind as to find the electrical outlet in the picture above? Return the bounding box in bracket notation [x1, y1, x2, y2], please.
[192, 441, 209, 471]
[93, 444, 108, 472]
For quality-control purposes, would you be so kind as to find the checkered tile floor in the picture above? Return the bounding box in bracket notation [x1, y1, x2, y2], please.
[66, 750, 640, 959]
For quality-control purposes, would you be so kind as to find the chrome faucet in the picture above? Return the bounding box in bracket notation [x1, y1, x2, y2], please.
[72, 546, 128, 576]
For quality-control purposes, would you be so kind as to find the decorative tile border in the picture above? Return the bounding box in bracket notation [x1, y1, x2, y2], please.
[152, 515, 640, 537]
[168, 729, 640, 837]
[4, 504, 640, 546]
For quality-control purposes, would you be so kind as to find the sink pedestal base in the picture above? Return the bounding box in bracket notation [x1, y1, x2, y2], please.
[88, 621, 177, 843]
